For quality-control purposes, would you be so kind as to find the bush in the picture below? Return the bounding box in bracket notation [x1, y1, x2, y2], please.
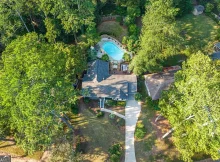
[135, 121, 146, 139]
[71, 104, 79, 114]
[84, 97, 90, 104]
[116, 16, 123, 25]
[117, 118, 125, 126]
[109, 114, 116, 119]
[123, 53, 131, 62]
[106, 100, 117, 107]
[135, 92, 142, 101]
[205, 3, 214, 13]
[146, 96, 160, 110]
[110, 154, 120, 162]
[108, 143, 122, 162]
[101, 54, 109, 61]
[96, 110, 104, 118]
[116, 101, 126, 107]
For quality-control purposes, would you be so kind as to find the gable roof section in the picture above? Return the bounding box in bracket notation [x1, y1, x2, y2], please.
[145, 72, 175, 100]
[83, 60, 109, 82]
[211, 52, 220, 60]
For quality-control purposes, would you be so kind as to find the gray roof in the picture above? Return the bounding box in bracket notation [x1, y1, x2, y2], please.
[82, 60, 137, 100]
[214, 42, 220, 48]
[83, 60, 109, 82]
[211, 52, 220, 60]
[145, 72, 176, 100]
[195, 5, 204, 12]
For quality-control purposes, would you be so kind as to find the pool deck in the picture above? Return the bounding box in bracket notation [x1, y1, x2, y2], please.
[96, 35, 132, 62]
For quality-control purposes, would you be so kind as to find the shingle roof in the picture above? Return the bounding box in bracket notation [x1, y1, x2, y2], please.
[145, 72, 176, 100]
[82, 60, 137, 100]
[195, 5, 204, 12]
[83, 60, 109, 82]
[211, 52, 220, 60]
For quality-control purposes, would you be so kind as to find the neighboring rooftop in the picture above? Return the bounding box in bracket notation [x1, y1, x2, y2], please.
[194, 5, 204, 12]
[82, 60, 137, 100]
[211, 52, 220, 60]
[145, 71, 177, 100]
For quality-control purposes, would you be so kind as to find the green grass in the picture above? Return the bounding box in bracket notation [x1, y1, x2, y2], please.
[98, 21, 128, 42]
[177, 14, 218, 54]
[135, 77, 181, 162]
[70, 105, 125, 161]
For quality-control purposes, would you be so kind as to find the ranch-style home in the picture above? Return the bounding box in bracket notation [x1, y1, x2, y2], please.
[82, 60, 137, 102]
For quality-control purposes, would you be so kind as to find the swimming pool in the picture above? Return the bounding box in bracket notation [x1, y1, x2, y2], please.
[102, 41, 124, 61]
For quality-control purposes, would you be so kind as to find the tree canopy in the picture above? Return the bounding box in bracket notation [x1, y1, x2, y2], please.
[159, 52, 220, 161]
[130, 0, 181, 75]
[0, 33, 86, 153]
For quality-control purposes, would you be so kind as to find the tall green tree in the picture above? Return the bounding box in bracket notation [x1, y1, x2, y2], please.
[174, 0, 193, 17]
[130, 0, 181, 75]
[159, 52, 220, 161]
[0, 33, 86, 154]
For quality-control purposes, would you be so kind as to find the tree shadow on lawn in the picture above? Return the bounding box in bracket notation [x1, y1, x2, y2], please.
[177, 14, 218, 53]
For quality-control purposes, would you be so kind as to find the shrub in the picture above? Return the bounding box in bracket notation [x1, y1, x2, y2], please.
[128, 24, 139, 36]
[123, 53, 131, 62]
[96, 110, 104, 118]
[71, 104, 79, 114]
[108, 143, 122, 162]
[109, 114, 116, 119]
[146, 96, 160, 110]
[101, 54, 110, 61]
[116, 101, 126, 107]
[135, 121, 146, 139]
[205, 3, 214, 13]
[110, 154, 120, 162]
[106, 100, 117, 107]
[117, 118, 125, 126]
[84, 97, 90, 103]
[116, 16, 123, 25]
[135, 92, 142, 101]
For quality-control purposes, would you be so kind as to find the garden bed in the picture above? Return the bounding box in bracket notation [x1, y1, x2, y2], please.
[105, 99, 126, 116]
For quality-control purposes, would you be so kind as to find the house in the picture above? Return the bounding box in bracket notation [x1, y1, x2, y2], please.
[144, 70, 179, 100]
[82, 60, 137, 101]
[193, 5, 204, 15]
[214, 42, 220, 52]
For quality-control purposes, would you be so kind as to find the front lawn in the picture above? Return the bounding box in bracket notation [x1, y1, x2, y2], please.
[70, 99, 125, 161]
[98, 21, 128, 42]
[135, 77, 181, 162]
[177, 14, 218, 54]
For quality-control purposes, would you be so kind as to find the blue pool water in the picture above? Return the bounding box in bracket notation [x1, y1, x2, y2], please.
[102, 42, 124, 60]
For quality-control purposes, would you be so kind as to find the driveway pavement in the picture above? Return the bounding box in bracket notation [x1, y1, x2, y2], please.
[125, 97, 141, 162]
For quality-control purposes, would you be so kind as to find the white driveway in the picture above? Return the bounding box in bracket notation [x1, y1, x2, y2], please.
[125, 97, 141, 162]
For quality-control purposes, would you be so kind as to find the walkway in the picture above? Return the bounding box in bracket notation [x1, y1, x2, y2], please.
[100, 108, 125, 119]
[125, 96, 141, 162]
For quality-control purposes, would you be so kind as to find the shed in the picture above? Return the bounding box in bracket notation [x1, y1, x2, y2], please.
[193, 5, 204, 15]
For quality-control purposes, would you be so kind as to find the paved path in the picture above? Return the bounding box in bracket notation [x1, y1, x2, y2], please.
[125, 97, 141, 162]
[100, 108, 125, 119]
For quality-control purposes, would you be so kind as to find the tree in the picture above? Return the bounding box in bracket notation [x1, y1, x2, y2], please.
[101, 54, 109, 61]
[130, 0, 181, 75]
[0, 33, 86, 154]
[205, 3, 214, 13]
[174, 0, 193, 17]
[159, 52, 220, 161]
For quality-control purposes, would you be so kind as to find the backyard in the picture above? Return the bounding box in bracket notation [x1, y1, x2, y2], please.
[177, 14, 218, 54]
[98, 21, 128, 42]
